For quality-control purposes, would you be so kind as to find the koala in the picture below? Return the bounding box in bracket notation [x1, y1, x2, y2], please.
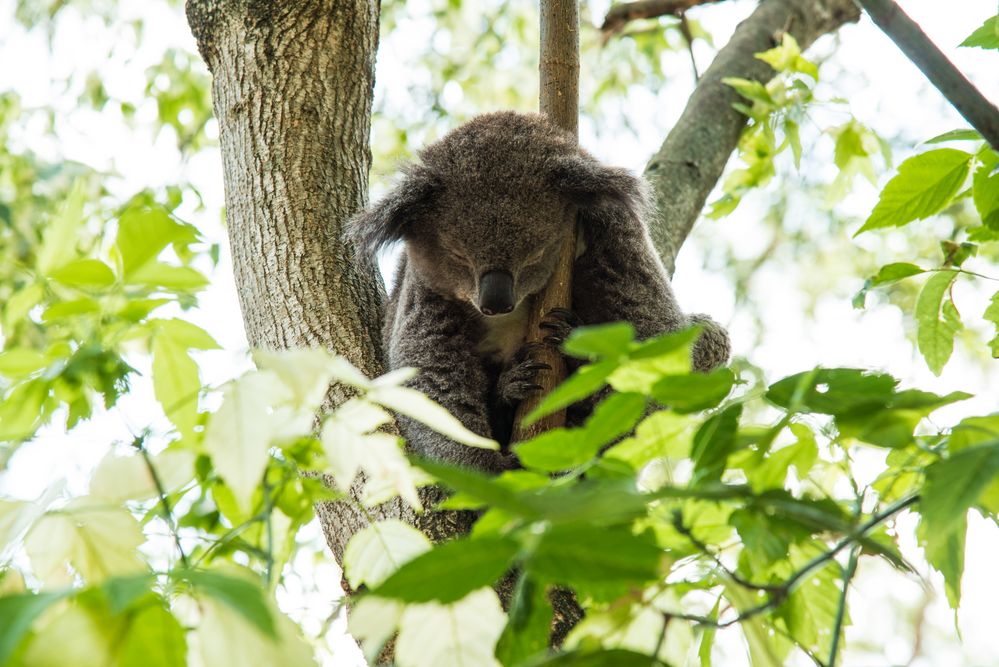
[350, 111, 730, 473]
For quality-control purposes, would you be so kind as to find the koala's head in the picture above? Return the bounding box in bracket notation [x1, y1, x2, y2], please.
[350, 111, 643, 317]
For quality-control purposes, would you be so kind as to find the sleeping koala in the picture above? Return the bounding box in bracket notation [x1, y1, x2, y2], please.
[350, 111, 730, 473]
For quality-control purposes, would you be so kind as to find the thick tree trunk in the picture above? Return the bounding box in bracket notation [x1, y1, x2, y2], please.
[185, 0, 407, 571]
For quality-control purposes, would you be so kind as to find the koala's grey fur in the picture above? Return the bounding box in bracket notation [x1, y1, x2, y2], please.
[350, 111, 730, 473]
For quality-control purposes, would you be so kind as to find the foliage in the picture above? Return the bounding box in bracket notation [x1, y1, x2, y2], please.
[2, 3, 998, 667]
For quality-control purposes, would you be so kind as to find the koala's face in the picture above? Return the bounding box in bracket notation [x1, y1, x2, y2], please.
[406, 185, 571, 316]
[350, 112, 643, 318]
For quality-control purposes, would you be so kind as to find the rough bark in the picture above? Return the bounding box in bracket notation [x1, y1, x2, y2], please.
[184, 0, 418, 570]
[638, 0, 861, 275]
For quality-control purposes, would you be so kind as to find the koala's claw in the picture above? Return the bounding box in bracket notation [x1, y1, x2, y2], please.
[539, 308, 578, 347]
[498, 357, 549, 404]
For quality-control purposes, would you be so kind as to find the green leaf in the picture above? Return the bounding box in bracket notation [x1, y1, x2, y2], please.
[960, 15, 999, 49]
[755, 33, 818, 78]
[924, 128, 983, 144]
[722, 77, 773, 108]
[651, 368, 734, 413]
[415, 459, 539, 518]
[528, 524, 663, 602]
[0, 591, 67, 665]
[523, 359, 616, 426]
[563, 322, 634, 359]
[102, 574, 157, 614]
[766, 368, 897, 415]
[0, 349, 49, 378]
[177, 570, 277, 639]
[115, 206, 197, 278]
[691, 404, 742, 484]
[918, 514, 966, 609]
[49, 259, 116, 288]
[495, 574, 552, 666]
[985, 291, 999, 358]
[870, 262, 925, 285]
[343, 519, 432, 589]
[152, 332, 200, 438]
[915, 270, 960, 375]
[856, 148, 972, 234]
[921, 440, 999, 539]
[153, 318, 220, 350]
[126, 262, 208, 291]
[0, 379, 49, 441]
[368, 384, 498, 450]
[118, 604, 187, 667]
[515, 393, 646, 472]
[973, 150, 999, 229]
[37, 179, 86, 274]
[373, 536, 519, 603]
[396, 588, 506, 667]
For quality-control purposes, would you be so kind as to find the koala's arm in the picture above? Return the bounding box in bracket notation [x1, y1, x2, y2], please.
[572, 202, 730, 372]
[386, 284, 518, 474]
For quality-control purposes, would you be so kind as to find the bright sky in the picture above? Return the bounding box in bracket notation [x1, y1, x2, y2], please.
[1, 0, 998, 665]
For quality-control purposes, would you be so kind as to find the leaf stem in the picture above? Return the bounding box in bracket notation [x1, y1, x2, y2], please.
[827, 544, 860, 667]
[133, 435, 190, 569]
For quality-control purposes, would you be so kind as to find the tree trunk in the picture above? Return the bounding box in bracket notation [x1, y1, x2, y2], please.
[185, 0, 394, 570]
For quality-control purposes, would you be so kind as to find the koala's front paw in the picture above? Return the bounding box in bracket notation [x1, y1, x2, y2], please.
[498, 343, 550, 405]
[539, 307, 580, 348]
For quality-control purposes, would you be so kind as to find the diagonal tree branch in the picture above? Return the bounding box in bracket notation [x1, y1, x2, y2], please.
[641, 0, 860, 276]
[856, 0, 999, 152]
[600, 0, 724, 41]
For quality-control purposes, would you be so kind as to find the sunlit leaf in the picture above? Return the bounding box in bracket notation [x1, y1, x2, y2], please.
[118, 603, 186, 667]
[343, 519, 432, 589]
[915, 270, 960, 375]
[396, 588, 506, 667]
[960, 15, 999, 49]
[204, 371, 289, 511]
[368, 384, 497, 450]
[195, 596, 314, 667]
[374, 536, 519, 603]
[49, 259, 116, 288]
[36, 179, 86, 274]
[153, 332, 200, 438]
[856, 148, 972, 234]
[25, 501, 146, 587]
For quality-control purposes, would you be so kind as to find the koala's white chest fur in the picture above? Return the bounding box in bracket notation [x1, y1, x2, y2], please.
[476, 301, 529, 363]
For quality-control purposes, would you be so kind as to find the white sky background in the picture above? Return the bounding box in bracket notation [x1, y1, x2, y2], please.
[1, 0, 998, 665]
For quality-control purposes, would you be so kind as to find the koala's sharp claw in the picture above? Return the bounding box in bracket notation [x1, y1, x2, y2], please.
[546, 307, 580, 326]
[526, 383, 544, 392]
[523, 361, 552, 372]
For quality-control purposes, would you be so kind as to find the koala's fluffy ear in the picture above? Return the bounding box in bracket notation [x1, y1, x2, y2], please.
[548, 154, 646, 214]
[348, 164, 442, 256]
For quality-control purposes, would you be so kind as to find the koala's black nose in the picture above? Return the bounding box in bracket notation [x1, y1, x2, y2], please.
[478, 270, 515, 316]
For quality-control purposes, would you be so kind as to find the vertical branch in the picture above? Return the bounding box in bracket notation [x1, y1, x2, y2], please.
[512, 0, 580, 441]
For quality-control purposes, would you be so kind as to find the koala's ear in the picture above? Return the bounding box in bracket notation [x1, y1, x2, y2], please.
[348, 165, 442, 256]
[548, 154, 645, 213]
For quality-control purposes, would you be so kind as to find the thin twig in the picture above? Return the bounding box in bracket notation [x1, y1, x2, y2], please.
[827, 544, 860, 667]
[665, 494, 919, 628]
[133, 435, 190, 569]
